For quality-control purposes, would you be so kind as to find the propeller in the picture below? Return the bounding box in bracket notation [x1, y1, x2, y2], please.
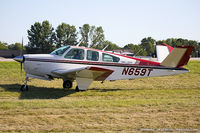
[20, 37, 24, 73]
[13, 37, 25, 73]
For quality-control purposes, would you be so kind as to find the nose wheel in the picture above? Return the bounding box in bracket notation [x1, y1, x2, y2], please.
[20, 77, 29, 91]
[63, 80, 72, 89]
[20, 85, 28, 91]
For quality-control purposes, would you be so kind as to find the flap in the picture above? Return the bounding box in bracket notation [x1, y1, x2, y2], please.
[87, 67, 114, 81]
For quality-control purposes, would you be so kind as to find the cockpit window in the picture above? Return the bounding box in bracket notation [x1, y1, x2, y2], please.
[87, 50, 99, 61]
[102, 53, 120, 62]
[64, 48, 84, 60]
[50, 46, 70, 56]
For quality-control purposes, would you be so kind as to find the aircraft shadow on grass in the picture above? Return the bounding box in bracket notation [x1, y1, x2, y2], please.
[90, 88, 122, 92]
[0, 84, 76, 99]
[0, 84, 122, 99]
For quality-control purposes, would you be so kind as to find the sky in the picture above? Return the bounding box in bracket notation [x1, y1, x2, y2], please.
[0, 0, 200, 47]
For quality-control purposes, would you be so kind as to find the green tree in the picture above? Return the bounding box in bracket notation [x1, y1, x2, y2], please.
[188, 40, 198, 57]
[123, 43, 147, 56]
[8, 43, 21, 50]
[94, 40, 120, 50]
[156, 40, 166, 44]
[140, 37, 156, 57]
[40, 21, 55, 53]
[79, 24, 90, 47]
[27, 22, 42, 51]
[197, 43, 200, 57]
[79, 24, 105, 48]
[27, 20, 55, 53]
[55, 23, 77, 48]
[159, 38, 199, 57]
[0, 41, 8, 50]
[90, 26, 105, 48]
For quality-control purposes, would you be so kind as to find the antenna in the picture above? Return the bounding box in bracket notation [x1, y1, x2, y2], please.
[134, 48, 145, 56]
[102, 45, 108, 51]
[76, 39, 82, 46]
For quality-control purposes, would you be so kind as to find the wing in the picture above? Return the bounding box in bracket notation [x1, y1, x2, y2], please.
[51, 66, 87, 80]
[51, 66, 114, 81]
[51, 66, 114, 91]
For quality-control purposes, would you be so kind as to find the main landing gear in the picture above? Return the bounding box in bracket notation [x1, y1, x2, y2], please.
[20, 77, 29, 91]
[63, 80, 72, 89]
[75, 86, 80, 92]
[63, 80, 81, 92]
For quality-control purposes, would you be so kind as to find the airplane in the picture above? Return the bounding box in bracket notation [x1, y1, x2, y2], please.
[13, 43, 193, 92]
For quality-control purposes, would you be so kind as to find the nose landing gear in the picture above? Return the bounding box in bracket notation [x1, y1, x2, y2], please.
[20, 77, 29, 91]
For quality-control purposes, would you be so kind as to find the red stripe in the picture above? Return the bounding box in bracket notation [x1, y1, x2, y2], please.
[26, 58, 161, 67]
[95, 71, 113, 81]
[156, 44, 173, 52]
[88, 67, 114, 72]
[88, 67, 114, 81]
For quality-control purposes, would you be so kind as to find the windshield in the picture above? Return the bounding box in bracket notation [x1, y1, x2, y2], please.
[50, 46, 70, 56]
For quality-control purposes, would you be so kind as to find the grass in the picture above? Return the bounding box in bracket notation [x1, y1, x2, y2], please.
[0, 61, 199, 132]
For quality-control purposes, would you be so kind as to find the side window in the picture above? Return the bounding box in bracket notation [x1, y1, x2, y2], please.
[64, 48, 84, 60]
[87, 50, 99, 61]
[102, 53, 120, 62]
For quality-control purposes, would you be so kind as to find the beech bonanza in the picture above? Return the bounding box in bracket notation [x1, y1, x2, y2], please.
[14, 44, 193, 91]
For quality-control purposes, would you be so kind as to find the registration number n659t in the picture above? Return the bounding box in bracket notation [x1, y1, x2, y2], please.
[122, 67, 153, 76]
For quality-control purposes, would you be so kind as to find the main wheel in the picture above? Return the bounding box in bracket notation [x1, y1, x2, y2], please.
[20, 85, 28, 91]
[63, 80, 72, 89]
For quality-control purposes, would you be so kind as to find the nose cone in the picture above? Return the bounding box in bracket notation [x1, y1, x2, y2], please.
[13, 56, 24, 63]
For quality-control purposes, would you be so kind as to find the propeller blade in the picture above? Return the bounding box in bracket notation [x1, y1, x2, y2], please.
[20, 62, 23, 73]
[13, 55, 24, 74]
[20, 37, 23, 56]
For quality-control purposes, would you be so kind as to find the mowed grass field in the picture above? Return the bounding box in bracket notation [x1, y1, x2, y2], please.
[0, 61, 199, 132]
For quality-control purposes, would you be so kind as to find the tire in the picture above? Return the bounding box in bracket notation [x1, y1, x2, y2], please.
[63, 80, 72, 89]
[20, 85, 28, 91]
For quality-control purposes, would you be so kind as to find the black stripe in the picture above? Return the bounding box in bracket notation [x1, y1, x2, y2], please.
[25, 58, 188, 71]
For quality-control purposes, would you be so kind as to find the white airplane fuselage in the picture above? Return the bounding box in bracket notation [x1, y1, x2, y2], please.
[14, 43, 193, 91]
[23, 46, 188, 82]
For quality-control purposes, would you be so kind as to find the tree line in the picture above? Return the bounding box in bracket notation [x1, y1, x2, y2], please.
[26, 20, 117, 53]
[0, 20, 199, 57]
[124, 37, 200, 57]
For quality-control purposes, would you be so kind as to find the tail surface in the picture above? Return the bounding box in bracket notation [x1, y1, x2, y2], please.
[156, 44, 173, 62]
[160, 46, 193, 68]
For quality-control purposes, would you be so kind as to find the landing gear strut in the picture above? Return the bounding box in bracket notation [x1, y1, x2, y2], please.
[75, 86, 80, 92]
[20, 77, 29, 91]
[63, 80, 72, 89]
